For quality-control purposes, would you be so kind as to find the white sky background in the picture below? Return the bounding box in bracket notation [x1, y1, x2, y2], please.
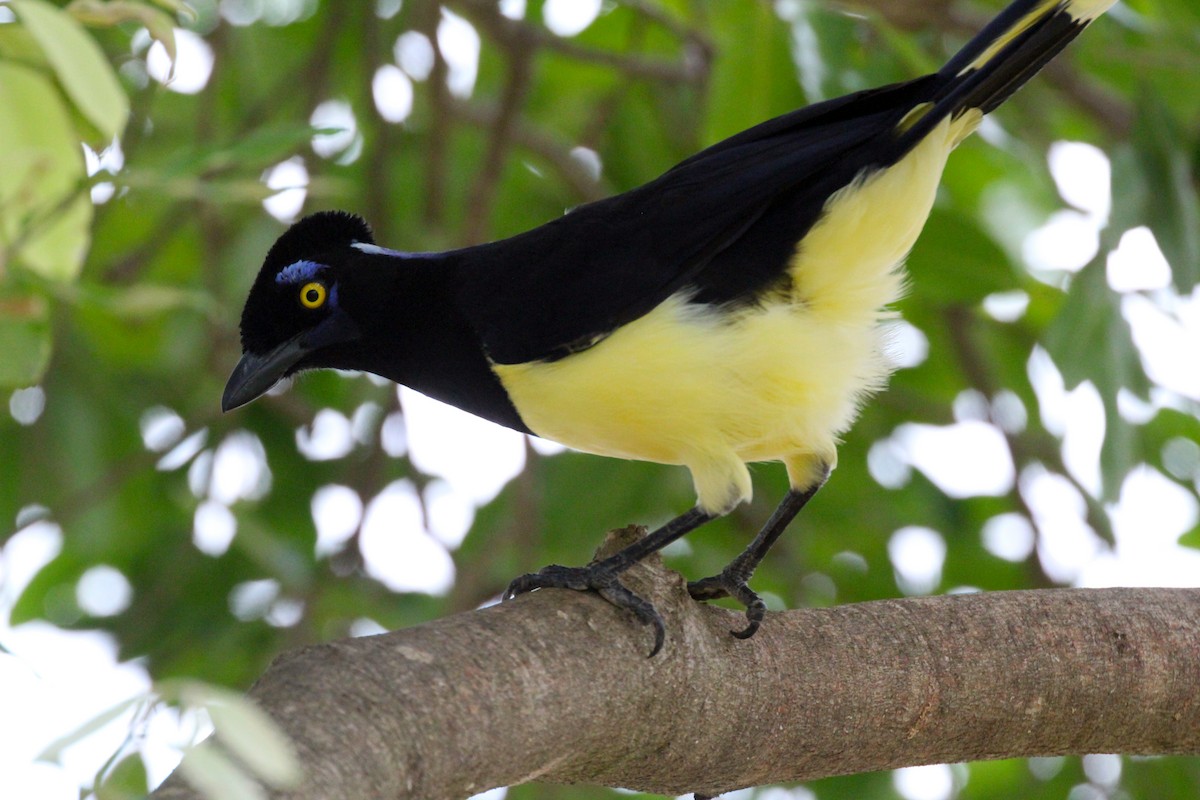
[4, 2, 1200, 799]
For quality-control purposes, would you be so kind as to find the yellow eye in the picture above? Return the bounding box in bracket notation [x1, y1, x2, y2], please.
[299, 282, 326, 309]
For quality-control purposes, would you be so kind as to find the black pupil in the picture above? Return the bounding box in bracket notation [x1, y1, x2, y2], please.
[306, 288, 320, 304]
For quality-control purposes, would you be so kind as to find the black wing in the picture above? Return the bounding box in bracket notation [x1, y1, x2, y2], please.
[454, 76, 936, 366]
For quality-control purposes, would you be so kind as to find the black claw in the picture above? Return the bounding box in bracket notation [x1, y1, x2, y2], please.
[504, 562, 666, 656]
[688, 567, 767, 641]
[731, 596, 766, 639]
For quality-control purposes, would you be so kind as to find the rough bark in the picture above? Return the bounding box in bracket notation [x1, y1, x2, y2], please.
[151, 527, 1200, 800]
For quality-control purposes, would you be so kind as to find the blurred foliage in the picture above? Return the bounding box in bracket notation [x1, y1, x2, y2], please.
[2, 0, 1199, 798]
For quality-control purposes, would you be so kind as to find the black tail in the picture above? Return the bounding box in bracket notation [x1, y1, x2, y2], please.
[898, 0, 1114, 149]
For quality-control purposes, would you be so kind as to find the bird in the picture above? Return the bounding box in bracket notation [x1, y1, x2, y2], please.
[224, 0, 1116, 656]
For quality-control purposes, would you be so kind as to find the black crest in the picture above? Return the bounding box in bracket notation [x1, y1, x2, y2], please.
[262, 211, 374, 275]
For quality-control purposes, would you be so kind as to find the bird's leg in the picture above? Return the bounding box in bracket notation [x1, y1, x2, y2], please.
[688, 463, 830, 639]
[505, 507, 714, 656]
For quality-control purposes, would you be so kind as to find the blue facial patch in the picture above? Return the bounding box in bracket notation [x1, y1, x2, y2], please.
[276, 259, 325, 285]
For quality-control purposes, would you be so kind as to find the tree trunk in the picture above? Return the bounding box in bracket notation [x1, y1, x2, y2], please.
[150, 527, 1200, 800]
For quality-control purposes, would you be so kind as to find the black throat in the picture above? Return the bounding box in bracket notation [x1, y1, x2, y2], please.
[326, 251, 531, 434]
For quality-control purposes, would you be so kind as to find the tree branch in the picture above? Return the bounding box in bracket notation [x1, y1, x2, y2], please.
[150, 527, 1200, 800]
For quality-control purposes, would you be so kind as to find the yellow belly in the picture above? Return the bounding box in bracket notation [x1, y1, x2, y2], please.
[494, 295, 885, 511]
[493, 118, 965, 514]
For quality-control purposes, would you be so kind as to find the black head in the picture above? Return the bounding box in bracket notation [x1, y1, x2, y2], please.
[222, 211, 375, 411]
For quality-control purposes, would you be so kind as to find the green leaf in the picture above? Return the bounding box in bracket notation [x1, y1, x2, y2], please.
[12, 0, 129, 141]
[0, 292, 52, 386]
[1179, 526, 1200, 550]
[177, 741, 269, 800]
[163, 681, 302, 789]
[1044, 261, 1149, 397]
[148, 0, 198, 20]
[68, 0, 180, 64]
[1043, 261, 1150, 497]
[96, 753, 150, 800]
[208, 693, 302, 788]
[906, 208, 1018, 306]
[0, 63, 92, 281]
[703, 2, 800, 142]
[0, 21, 50, 64]
[1112, 93, 1200, 293]
[75, 282, 216, 320]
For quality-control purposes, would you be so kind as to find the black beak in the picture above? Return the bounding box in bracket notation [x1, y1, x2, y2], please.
[222, 334, 310, 412]
[222, 311, 361, 412]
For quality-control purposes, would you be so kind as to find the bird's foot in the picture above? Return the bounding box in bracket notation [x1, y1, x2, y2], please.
[687, 567, 766, 640]
[505, 562, 667, 656]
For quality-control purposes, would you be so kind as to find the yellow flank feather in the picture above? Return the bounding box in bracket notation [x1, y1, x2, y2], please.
[494, 119, 965, 515]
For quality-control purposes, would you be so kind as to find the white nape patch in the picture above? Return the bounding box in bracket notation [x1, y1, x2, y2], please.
[351, 242, 408, 257]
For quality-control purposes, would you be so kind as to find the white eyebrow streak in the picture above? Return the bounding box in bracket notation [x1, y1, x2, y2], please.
[351, 242, 409, 257]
